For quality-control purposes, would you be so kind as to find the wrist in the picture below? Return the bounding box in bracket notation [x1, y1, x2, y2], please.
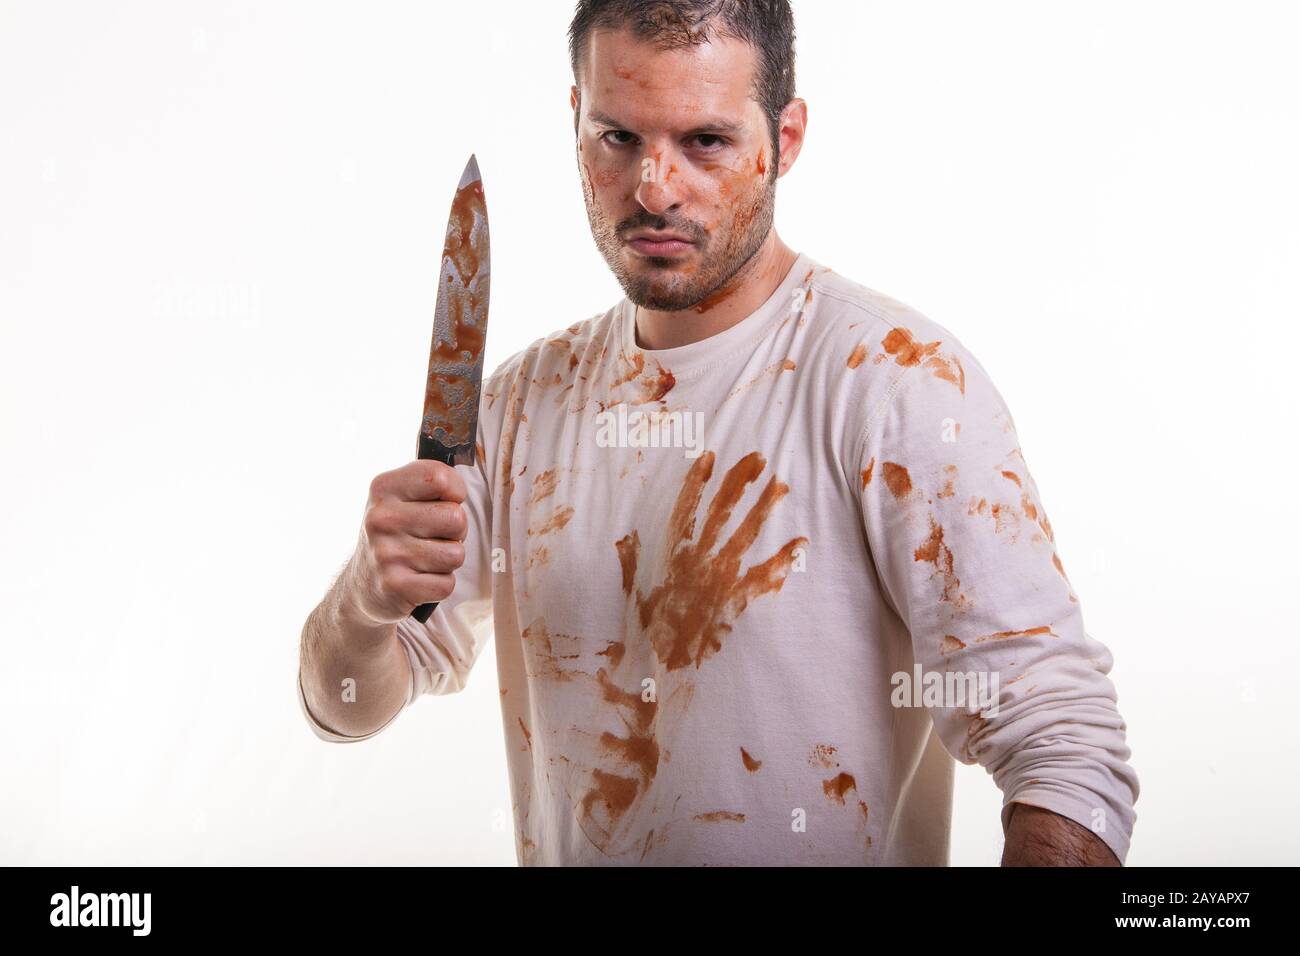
[332, 562, 397, 651]
[1002, 803, 1121, 867]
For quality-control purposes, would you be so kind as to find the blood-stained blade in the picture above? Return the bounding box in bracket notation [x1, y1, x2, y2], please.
[411, 154, 489, 624]
[419, 153, 490, 467]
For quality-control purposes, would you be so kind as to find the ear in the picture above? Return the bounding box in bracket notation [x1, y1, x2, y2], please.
[775, 98, 808, 177]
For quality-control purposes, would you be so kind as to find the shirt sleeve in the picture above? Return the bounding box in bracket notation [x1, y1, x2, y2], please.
[856, 335, 1139, 862]
[298, 429, 497, 744]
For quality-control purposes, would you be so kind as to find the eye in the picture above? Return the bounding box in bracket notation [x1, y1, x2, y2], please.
[600, 130, 637, 147]
[690, 134, 727, 151]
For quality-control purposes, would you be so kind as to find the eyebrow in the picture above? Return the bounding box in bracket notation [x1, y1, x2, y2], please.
[586, 107, 747, 136]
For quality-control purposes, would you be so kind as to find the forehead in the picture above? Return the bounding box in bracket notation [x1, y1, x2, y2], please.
[580, 26, 761, 130]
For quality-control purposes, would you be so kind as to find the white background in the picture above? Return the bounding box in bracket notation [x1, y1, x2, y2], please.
[2, 0, 1296, 865]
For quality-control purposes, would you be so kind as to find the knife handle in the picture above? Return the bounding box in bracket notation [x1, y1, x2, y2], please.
[411, 432, 460, 624]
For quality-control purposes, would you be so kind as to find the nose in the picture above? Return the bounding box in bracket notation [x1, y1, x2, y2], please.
[633, 147, 686, 216]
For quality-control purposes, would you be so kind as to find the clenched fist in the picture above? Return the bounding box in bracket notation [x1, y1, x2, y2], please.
[344, 459, 469, 624]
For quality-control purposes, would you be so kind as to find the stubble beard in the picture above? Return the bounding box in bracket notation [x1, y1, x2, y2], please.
[583, 167, 778, 313]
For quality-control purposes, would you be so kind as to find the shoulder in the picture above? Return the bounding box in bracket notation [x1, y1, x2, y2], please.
[799, 264, 1007, 448]
[471, 306, 617, 488]
[807, 266, 977, 385]
[481, 306, 617, 406]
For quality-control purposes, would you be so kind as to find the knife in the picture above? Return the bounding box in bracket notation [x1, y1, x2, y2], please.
[412, 153, 490, 624]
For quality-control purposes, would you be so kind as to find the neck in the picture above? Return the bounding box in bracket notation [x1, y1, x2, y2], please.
[633, 230, 798, 351]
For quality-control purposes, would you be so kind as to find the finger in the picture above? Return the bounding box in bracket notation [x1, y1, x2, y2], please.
[375, 499, 467, 541]
[371, 529, 465, 574]
[381, 566, 457, 609]
[401, 535, 467, 575]
[394, 459, 468, 503]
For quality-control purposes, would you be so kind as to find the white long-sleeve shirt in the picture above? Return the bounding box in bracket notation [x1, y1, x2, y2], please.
[299, 251, 1140, 865]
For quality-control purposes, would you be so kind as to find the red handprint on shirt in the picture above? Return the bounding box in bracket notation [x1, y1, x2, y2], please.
[565, 450, 808, 857]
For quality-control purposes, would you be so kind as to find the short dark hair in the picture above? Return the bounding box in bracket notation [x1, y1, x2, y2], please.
[568, 0, 796, 161]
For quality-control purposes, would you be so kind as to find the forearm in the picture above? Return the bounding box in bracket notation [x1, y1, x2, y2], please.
[1001, 803, 1121, 866]
[298, 564, 411, 738]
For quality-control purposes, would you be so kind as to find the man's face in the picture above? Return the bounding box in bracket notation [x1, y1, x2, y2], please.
[572, 28, 779, 312]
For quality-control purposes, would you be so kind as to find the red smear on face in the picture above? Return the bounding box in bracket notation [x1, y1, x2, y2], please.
[574, 28, 780, 314]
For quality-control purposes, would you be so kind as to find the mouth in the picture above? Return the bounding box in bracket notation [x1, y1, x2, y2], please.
[625, 232, 695, 257]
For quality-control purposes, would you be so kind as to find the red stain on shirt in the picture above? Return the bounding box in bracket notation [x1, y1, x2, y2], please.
[695, 810, 745, 823]
[882, 462, 913, 500]
[528, 468, 560, 506]
[621, 451, 809, 671]
[914, 516, 972, 610]
[876, 327, 966, 394]
[527, 506, 575, 537]
[823, 772, 857, 804]
[973, 625, 1059, 644]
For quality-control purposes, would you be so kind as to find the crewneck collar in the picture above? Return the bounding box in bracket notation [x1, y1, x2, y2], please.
[617, 251, 814, 379]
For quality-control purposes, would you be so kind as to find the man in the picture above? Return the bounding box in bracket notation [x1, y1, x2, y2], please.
[298, 0, 1139, 866]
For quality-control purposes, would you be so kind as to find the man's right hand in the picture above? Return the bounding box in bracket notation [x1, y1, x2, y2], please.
[344, 459, 469, 624]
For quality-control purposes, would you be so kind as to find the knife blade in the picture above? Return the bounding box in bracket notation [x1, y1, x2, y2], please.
[412, 153, 490, 624]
